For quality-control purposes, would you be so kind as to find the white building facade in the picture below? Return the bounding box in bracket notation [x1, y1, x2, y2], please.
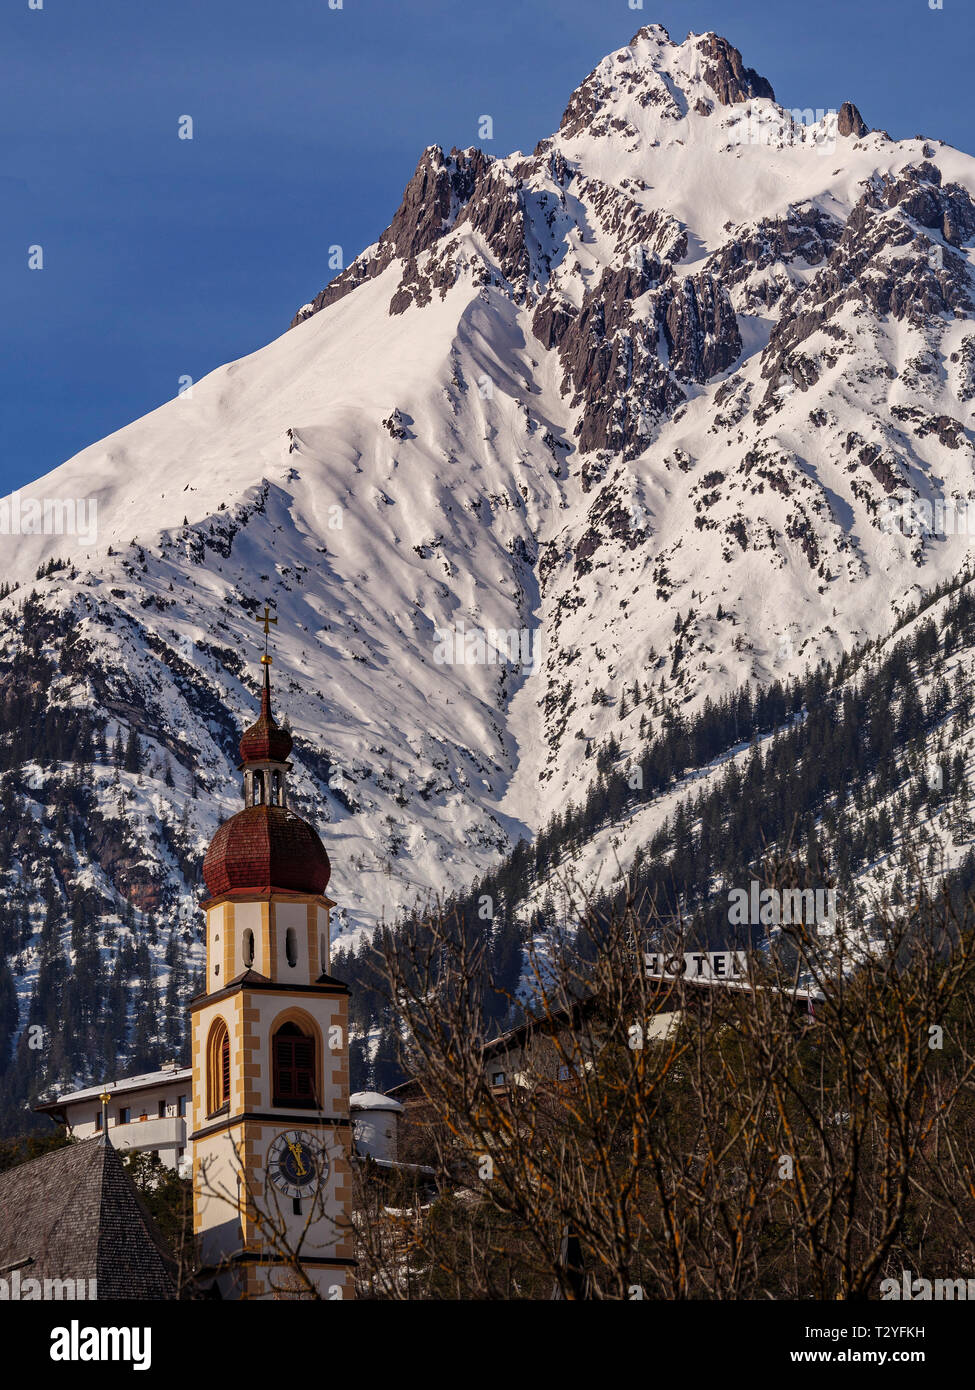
[35, 1061, 192, 1174]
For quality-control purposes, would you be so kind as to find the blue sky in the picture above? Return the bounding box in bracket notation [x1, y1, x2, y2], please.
[2, 0, 972, 494]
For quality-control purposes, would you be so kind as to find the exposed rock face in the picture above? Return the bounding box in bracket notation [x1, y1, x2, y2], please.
[704, 206, 843, 310]
[530, 253, 740, 458]
[664, 275, 742, 382]
[846, 433, 902, 494]
[13, 21, 975, 1136]
[288, 24, 975, 619]
[291, 146, 494, 325]
[882, 161, 975, 247]
[386, 147, 490, 258]
[759, 163, 975, 409]
[454, 166, 531, 292]
[697, 33, 775, 106]
[559, 26, 683, 137]
[837, 101, 869, 139]
[951, 336, 975, 401]
[572, 175, 686, 262]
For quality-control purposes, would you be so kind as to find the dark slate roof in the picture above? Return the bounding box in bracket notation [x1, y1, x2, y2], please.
[0, 1136, 177, 1299]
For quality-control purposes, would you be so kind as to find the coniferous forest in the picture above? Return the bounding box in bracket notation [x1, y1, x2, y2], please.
[4, 567, 975, 1118]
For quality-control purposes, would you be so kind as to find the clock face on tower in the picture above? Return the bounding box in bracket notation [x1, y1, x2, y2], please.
[267, 1130, 329, 1199]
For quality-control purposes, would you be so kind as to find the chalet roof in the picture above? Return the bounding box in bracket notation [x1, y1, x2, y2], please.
[35, 1064, 191, 1114]
[384, 974, 823, 1100]
[0, 1136, 177, 1299]
[383, 1005, 585, 1098]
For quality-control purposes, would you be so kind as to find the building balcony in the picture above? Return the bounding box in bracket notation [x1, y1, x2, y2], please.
[111, 1115, 186, 1153]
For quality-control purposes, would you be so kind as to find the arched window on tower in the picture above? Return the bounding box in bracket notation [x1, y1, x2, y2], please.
[272, 1023, 316, 1108]
[242, 928, 255, 969]
[286, 927, 298, 968]
[253, 772, 265, 805]
[271, 771, 281, 806]
[207, 1020, 231, 1115]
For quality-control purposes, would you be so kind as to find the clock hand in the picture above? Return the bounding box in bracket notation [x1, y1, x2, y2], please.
[286, 1138, 309, 1177]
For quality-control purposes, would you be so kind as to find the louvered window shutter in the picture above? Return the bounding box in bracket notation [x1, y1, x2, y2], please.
[273, 1030, 315, 1106]
[221, 1031, 230, 1104]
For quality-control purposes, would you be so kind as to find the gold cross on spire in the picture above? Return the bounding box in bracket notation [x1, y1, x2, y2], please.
[257, 604, 278, 665]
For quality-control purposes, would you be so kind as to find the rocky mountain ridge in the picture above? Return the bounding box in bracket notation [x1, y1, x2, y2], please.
[2, 23, 975, 1104]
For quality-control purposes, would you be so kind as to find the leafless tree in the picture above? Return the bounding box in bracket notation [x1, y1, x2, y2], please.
[358, 865, 975, 1299]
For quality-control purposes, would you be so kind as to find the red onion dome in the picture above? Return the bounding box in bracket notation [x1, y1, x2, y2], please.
[239, 666, 293, 766]
[203, 804, 331, 899]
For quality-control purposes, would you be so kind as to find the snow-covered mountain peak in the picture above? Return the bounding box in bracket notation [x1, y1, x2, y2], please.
[557, 25, 777, 143]
[3, 23, 975, 958]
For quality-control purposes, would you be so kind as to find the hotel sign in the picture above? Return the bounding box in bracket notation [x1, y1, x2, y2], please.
[645, 951, 748, 982]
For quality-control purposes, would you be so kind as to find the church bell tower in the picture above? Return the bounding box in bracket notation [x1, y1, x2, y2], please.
[190, 624, 354, 1299]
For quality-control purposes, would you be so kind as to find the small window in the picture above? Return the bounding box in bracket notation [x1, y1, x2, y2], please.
[95, 1112, 102, 1131]
[158, 1099, 166, 1118]
[118, 1107, 131, 1125]
[492, 1072, 505, 1086]
[178, 1093, 187, 1117]
[286, 927, 298, 968]
[207, 1022, 230, 1115]
[243, 928, 255, 968]
[558, 1065, 571, 1081]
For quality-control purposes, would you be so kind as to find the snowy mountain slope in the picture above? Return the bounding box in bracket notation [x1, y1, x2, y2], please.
[285, 25, 975, 840]
[509, 562, 975, 991]
[2, 21, 975, 1065]
[534, 575, 975, 901]
[2, 270, 563, 935]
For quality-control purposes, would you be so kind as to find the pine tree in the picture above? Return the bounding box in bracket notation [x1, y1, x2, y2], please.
[371, 1026, 403, 1092]
[0, 955, 18, 1071]
[348, 1036, 369, 1093]
[123, 728, 142, 774]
